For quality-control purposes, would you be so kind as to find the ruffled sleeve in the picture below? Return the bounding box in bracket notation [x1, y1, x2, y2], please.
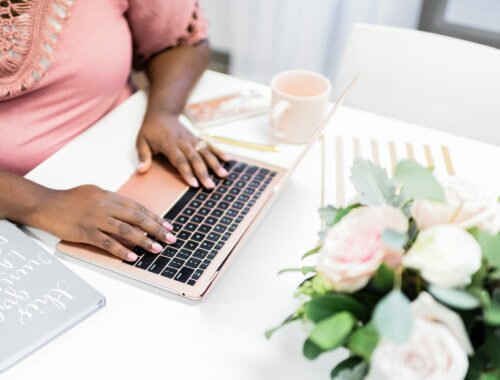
[126, 0, 208, 70]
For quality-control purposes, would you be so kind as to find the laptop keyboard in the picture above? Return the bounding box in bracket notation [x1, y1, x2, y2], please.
[124, 160, 277, 286]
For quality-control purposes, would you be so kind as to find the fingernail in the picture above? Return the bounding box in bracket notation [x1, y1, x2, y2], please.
[219, 168, 228, 177]
[152, 242, 163, 253]
[166, 232, 176, 243]
[163, 221, 173, 231]
[137, 162, 147, 172]
[206, 178, 215, 188]
[190, 178, 199, 187]
[127, 252, 138, 261]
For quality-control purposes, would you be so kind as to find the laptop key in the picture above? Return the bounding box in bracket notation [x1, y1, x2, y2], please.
[169, 258, 185, 269]
[178, 231, 191, 240]
[228, 173, 238, 180]
[229, 188, 241, 195]
[162, 247, 177, 258]
[172, 223, 182, 233]
[207, 250, 218, 260]
[238, 194, 250, 202]
[199, 207, 210, 216]
[192, 215, 204, 224]
[176, 249, 191, 260]
[222, 232, 231, 241]
[187, 279, 197, 286]
[245, 166, 258, 174]
[236, 216, 244, 223]
[200, 260, 211, 270]
[185, 223, 197, 232]
[223, 179, 233, 186]
[172, 239, 185, 249]
[205, 200, 217, 208]
[189, 200, 202, 209]
[193, 248, 208, 259]
[242, 207, 250, 215]
[192, 269, 204, 280]
[233, 162, 247, 173]
[135, 253, 156, 270]
[148, 256, 169, 274]
[223, 194, 235, 202]
[186, 258, 201, 268]
[195, 193, 208, 201]
[184, 241, 199, 251]
[241, 174, 251, 181]
[175, 267, 194, 283]
[214, 224, 226, 233]
[221, 216, 232, 225]
[216, 186, 228, 194]
[229, 224, 238, 232]
[184, 208, 195, 216]
[205, 216, 217, 225]
[161, 267, 177, 279]
[207, 232, 221, 242]
[211, 208, 223, 217]
[218, 201, 230, 210]
[201, 241, 214, 250]
[233, 202, 244, 210]
[192, 232, 205, 242]
[227, 209, 238, 217]
[215, 241, 224, 250]
[198, 224, 211, 233]
[210, 193, 222, 201]
[176, 215, 189, 224]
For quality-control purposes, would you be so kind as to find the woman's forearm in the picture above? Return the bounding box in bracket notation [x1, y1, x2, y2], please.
[0, 170, 52, 225]
[145, 41, 210, 116]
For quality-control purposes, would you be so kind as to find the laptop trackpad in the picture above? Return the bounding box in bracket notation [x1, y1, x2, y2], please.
[117, 156, 188, 217]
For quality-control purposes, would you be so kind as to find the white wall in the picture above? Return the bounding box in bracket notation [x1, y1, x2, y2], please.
[199, 0, 231, 52]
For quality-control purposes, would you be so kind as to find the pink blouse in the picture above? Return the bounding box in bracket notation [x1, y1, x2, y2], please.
[0, 0, 207, 174]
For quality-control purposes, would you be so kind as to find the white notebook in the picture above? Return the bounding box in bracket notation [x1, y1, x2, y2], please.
[0, 220, 106, 373]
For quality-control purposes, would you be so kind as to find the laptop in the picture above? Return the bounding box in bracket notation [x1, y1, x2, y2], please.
[55, 74, 359, 301]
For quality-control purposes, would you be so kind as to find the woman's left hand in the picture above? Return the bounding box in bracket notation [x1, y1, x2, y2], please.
[136, 111, 230, 188]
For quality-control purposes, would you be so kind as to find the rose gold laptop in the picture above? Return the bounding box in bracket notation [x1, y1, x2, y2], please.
[56, 75, 359, 301]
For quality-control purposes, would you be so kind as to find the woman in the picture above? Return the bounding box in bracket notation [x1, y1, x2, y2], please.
[0, 0, 228, 262]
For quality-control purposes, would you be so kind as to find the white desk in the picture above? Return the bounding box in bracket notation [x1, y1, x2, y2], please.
[7, 71, 500, 380]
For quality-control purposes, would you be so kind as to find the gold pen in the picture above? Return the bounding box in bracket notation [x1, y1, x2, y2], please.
[202, 134, 280, 152]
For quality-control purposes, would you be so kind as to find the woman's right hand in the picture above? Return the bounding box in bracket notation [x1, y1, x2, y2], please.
[34, 185, 175, 262]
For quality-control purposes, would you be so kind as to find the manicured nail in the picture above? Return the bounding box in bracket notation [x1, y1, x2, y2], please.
[137, 162, 147, 172]
[163, 221, 173, 231]
[151, 242, 163, 253]
[166, 232, 176, 244]
[190, 178, 199, 187]
[206, 178, 215, 188]
[219, 168, 228, 177]
[127, 252, 138, 261]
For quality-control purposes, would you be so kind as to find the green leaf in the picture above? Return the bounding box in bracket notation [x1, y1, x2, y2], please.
[308, 311, 357, 351]
[485, 306, 500, 326]
[265, 313, 299, 339]
[428, 285, 481, 310]
[278, 266, 316, 275]
[348, 324, 379, 361]
[395, 160, 446, 202]
[373, 290, 413, 343]
[470, 229, 500, 268]
[381, 229, 408, 250]
[333, 204, 360, 225]
[305, 294, 369, 323]
[485, 327, 500, 367]
[302, 246, 321, 260]
[480, 372, 500, 380]
[370, 264, 395, 292]
[330, 357, 368, 380]
[350, 158, 402, 207]
[488, 269, 500, 280]
[303, 339, 323, 360]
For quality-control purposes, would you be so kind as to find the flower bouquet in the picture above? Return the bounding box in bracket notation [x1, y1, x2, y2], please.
[267, 158, 500, 380]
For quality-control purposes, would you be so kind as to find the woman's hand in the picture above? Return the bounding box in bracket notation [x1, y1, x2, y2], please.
[136, 112, 230, 188]
[35, 185, 175, 262]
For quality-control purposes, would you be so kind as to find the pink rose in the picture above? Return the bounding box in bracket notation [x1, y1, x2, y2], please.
[317, 206, 408, 293]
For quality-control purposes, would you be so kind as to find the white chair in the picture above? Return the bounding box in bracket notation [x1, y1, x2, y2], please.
[335, 23, 500, 145]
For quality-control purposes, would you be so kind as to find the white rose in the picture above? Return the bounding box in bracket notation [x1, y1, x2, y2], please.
[411, 176, 500, 234]
[366, 293, 470, 380]
[404, 225, 481, 288]
[317, 206, 408, 293]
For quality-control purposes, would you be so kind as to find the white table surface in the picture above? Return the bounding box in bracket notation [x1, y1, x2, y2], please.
[7, 71, 500, 380]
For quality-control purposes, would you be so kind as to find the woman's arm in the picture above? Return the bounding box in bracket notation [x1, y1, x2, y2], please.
[0, 170, 175, 261]
[136, 41, 229, 189]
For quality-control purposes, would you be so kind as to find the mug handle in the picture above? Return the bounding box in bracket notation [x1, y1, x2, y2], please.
[270, 100, 290, 138]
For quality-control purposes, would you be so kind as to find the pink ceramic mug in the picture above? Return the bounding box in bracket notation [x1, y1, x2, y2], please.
[270, 70, 331, 144]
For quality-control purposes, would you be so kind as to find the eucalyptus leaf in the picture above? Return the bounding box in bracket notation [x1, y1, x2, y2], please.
[394, 160, 445, 202]
[308, 311, 356, 351]
[348, 324, 379, 361]
[319, 205, 339, 226]
[305, 294, 369, 322]
[470, 229, 500, 268]
[278, 266, 316, 275]
[350, 158, 402, 207]
[428, 285, 481, 310]
[373, 290, 413, 343]
[303, 339, 323, 360]
[265, 314, 298, 339]
[381, 229, 408, 250]
[330, 357, 368, 380]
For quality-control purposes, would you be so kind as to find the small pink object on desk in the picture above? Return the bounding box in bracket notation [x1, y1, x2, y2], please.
[0, 0, 207, 175]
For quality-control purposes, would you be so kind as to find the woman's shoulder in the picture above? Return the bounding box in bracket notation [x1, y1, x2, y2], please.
[0, 0, 74, 100]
